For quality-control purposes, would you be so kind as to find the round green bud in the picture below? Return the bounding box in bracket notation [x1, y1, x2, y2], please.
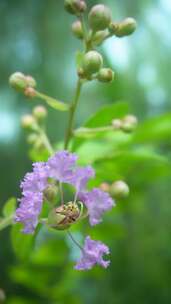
[88, 4, 112, 31]
[111, 119, 122, 130]
[108, 22, 119, 34]
[9, 72, 28, 92]
[27, 133, 38, 144]
[21, 114, 36, 129]
[72, 20, 84, 39]
[82, 51, 103, 76]
[64, 0, 87, 15]
[111, 180, 130, 199]
[44, 184, 58, 202]
[97, 68, 115, 83]
[115, 18, 137, 37]
[24, 87, 36, 98]
[25, 75, 37, 88]
[121, 114, 138, 133]
[33, 105, 47, 120]
[92, 30, 108, 46]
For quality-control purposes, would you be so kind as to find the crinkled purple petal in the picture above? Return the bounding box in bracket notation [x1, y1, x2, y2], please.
[81, 188, 115, 226]
[47, 150, 78, 183]
[15, 192, 43, 234]
[75, 236, 110, 270]
[70, 166, 95, 192]
[21, 162, 48, 195]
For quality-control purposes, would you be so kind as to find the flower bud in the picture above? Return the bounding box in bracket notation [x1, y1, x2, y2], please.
[97, 68, 115, 83]
[92, 30, 108, 46]
[27, 133, 38, 144]
[25, 75, 37, 88]
[121, 114, 138, 133]
[21, 114, 36, 129]
[82, 51, 103, 76]
[111, 119, 122, 130]
[72, 20, 84, 39]
[64, 0, 87, 15]
[115, 18, 137, 37]
[88, 4, 112, 31]
[111, 180, 130, 199]
[99, 182, 110, 192]
[44, 184, 58, 203]
[33, 105, 47, 120]
[24, 87, 36, 98]
[9, 72, 28, 92]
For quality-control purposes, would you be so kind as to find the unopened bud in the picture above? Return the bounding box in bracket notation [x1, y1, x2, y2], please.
[111, 180, 130, 199]
[64, 0, 86, 15]
[82, 51, 103, 76]
[88, 4, 112, 31]
[109, 22, 119, 34]
[115, 18, 137, 37]
[21, 114, 36, 129]
[24, 87, 36, 98]
[112, 119, 122, 130]
[25, 75, 37, 88]
[100, 182, 110, 192]
[44, 184, 58, 202]
[72, 20, 83, 39]
[27, 133, 38, 144]
[92, 30, 108, 46]
[9, 72, 28, 92]
[97, 68, 115, 83]
[121, 114, 138, 133]
[33, 105, 47, 120]
[77, 67, 86, 79]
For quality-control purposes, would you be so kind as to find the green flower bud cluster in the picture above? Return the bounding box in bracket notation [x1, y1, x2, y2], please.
[109, 18, 137, 38]
[64, 0, 87, 15]
[68, 3, 136, 85]
[78, 50, 115, 82]
[21, 105, 48, 153]
[112, 114, 138, 133]
[100, 180, 130, 199]
[9, 72, 37, 97]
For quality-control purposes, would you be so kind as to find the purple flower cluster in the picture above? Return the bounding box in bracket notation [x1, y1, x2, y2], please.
[15, 162, 48, 233]
[16, 150, 115, 269]
[75, 236, 110, 270]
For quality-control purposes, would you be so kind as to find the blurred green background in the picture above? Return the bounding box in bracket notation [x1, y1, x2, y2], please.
[1, 0, 171, 303]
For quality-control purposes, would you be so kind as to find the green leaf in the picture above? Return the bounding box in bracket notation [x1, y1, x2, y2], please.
[11, 223, 36, 260]
[93, 148, 171, 185]
[36, 91, 69, 111]
[83, 101, 129, 128]
[2, 197, 16, 217]
[133, 113, 171, 143]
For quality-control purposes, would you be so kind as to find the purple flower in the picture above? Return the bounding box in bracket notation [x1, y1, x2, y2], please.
[47, 150, 78, 183]
[75, 236, 110, 270]
[21, 162, 48, 195]
[15, 192, 43, 234]
[70, 166, 95, 192]
[81, 188, 114, 226]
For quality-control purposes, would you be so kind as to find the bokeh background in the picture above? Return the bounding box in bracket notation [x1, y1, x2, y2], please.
[1, 0, 171, 303]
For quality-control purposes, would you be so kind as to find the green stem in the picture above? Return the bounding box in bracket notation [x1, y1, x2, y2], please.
[73, 126, 115, 137]
[36, 125, 54, 155]
[64, 79, 83, 149]
[67, 230, 83, 251]
[0, 215, 13, 231]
